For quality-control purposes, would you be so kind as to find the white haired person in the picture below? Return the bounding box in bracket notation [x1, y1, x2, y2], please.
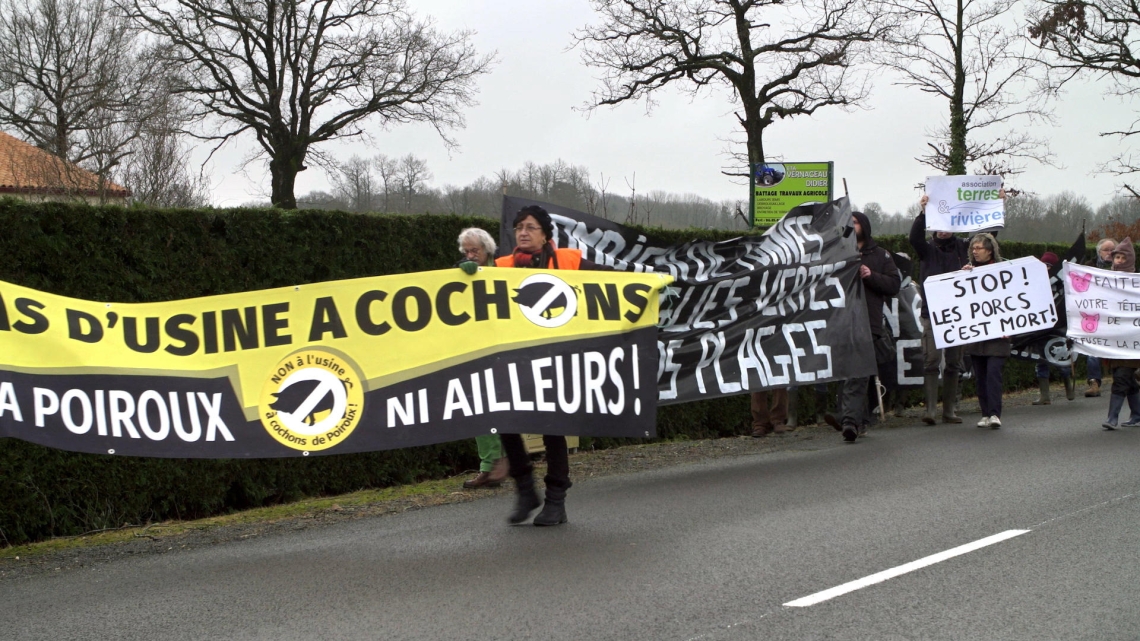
[1084, 238, 1117, 397]
[455, 228, 508, 488]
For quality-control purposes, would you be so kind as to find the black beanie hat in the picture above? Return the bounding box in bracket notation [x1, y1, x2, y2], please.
[513, 205, 554, 243]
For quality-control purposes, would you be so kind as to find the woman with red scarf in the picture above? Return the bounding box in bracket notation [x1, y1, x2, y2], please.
[493, 205, 608, 526]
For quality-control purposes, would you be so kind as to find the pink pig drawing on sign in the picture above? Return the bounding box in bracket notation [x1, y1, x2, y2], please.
[1080, 312, 1100, 333]
[1069, 271, 1093, 293]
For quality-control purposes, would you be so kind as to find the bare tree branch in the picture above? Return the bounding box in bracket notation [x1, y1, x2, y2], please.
[1031, 0, 1140, 195]
[879, 0, 1054, 176]
[119, 0, 494, 208]
[574, 0, 892, 175]
[0, 0, 172, 200]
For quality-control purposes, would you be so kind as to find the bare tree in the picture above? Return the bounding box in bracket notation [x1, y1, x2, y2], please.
[374, 153, 398, 213]
[396, 153, 431, 212]
[330, 155, 375, 212]
[881, 0, 1051, 176]
[118, 113, 210, 207]
[575, 0, 890, 172]
[1030, 0, 1140, 195]
[0, 0, 165, 199]
[121, 0, 494, 209]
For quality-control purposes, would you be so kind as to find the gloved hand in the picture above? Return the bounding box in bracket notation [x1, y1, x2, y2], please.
[459, 260, 479, 275]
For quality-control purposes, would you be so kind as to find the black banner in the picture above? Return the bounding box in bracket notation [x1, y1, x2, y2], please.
[884, 279, 925, 388]
[0, 329, 658, 458]
[502, 196, 879, 404]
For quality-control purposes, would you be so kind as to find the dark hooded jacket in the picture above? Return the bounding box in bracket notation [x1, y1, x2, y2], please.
[1112, 237, 1135, 273]
[963, 232, 1012, 358]
[1104, 238, 1140, 369]
[909, 212, 970, 322]
[853, 211, 902, 337]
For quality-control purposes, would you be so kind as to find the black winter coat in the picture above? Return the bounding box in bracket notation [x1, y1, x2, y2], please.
[853, 212, 902, 337]
[909, 213, 969, 321]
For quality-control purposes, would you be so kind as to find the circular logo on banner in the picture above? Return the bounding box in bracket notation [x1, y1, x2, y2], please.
[512, 273, 579, 328]
[259, 350, 364, 452]
[1043, 336, 1073, 367]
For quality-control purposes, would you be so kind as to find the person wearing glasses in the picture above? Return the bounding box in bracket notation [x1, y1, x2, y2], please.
[487, 205, 608, 526]
[455, 228, 509, 489]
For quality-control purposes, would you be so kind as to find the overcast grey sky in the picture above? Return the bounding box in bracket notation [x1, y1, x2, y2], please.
[204, 0, 1137, 217]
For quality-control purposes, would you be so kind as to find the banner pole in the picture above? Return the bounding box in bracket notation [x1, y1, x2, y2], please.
[875, 375, 886, 426]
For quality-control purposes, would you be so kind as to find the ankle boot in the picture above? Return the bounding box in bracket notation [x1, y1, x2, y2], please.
[533, 480, 570, 526]
[1064, 376, 1076, 401]
[922, 374, 939, 425]
[1033, 377, 1052, 405]
[1086, 379, 1101, 397]
[508, 474, 542, 525]
[942, 373, 962, 423]
[1103, 393, 1126, 430]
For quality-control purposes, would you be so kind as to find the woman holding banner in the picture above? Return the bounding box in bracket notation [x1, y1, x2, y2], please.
[493, 205, 608, 526]
[1101, 238, 1140, 430]
[962, 233, 1011, 428]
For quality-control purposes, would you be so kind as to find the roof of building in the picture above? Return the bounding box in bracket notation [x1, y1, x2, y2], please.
[0, 130, 129, 198]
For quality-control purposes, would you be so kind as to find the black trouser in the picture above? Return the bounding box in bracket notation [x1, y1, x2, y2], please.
[1111, 366, 1140, 397]
[839, 334, 894, 427]
[971, 355, 1006, 417]
[500, 433, 570, 490]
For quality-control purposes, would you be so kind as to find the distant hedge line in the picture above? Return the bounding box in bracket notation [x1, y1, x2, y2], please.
[0, 199, 1081, 545]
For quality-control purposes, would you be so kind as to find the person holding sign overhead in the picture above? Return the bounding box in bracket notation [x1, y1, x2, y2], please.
[912, 194, 970, 425]
[961, 233, 1010, 428]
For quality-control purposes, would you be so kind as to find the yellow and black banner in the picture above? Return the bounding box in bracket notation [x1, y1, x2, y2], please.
[0, 267, 669, 458]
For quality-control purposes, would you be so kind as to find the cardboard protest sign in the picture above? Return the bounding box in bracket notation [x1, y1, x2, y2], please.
[925, 175, 1004, 233]
[924, 257, 1057, 349]
[1063, 263, 1140, 359]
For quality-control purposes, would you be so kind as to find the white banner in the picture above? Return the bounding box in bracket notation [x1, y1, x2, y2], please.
[1063, 262, 1140, 359]
[925, 257, 1057, 349]
[925, 175, 1004, 233]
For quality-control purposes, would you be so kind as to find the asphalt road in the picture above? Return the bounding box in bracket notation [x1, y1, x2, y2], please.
[4, 399, 1140, 640]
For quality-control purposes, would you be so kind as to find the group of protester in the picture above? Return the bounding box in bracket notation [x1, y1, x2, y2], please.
[750, 196, 1140, 440]
[453, 200, 1136, 527]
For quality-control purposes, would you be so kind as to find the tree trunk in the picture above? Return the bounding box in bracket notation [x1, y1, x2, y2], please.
[947, 0, 968, 176]
[741, 98, 766, 168]
[269, 151, 303, 209]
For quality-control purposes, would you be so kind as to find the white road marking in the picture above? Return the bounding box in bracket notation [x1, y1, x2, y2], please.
[783, 529, 1031, 607]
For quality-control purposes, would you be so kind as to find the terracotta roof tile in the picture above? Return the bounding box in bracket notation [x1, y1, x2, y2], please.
[0, 130, 129, 197]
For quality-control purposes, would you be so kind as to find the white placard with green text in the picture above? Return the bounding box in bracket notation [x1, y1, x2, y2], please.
[925, 175, 1004, 233]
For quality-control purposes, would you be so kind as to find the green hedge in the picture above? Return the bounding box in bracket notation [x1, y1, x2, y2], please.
[0, 199, 1082, 545]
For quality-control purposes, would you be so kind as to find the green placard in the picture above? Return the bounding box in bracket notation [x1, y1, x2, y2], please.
[750, 162, 834, 227]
